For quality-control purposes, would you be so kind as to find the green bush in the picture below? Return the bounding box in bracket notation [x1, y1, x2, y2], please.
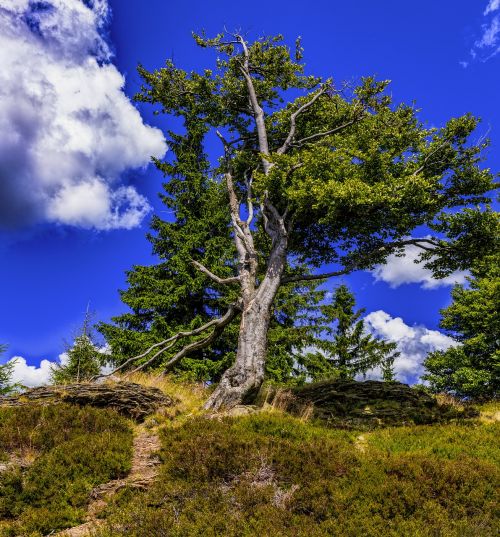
[0, 403, 130, 454]
[96, 413, 499, 536]
[0, 404, 133, 536]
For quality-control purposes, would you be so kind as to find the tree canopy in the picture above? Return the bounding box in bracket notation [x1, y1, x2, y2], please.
[101, 31, 497, 409]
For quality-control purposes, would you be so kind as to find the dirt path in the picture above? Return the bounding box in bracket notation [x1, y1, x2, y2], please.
[55, 427, 161, 537]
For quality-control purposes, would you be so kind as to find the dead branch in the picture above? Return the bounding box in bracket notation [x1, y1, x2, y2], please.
[107, 304, 242, 376]
[277, 86, 328, 155]
[191, 260, 241, 285]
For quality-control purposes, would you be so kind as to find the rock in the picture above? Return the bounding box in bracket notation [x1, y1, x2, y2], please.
[0, 381, 175, 421]
[260, 380, 476, 430]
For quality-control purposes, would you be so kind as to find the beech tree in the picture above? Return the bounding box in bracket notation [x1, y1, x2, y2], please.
[107, 32, 496, 409]
[99, 121, 326, 383]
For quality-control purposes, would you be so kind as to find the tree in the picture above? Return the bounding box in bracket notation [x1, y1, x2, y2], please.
[108, 32, 496, 409]
[297, 285, 399, 381]
[98, 118, 327, 382]
[423, 252, 500, 399]
[51, 312, 105, 384]
[0, 345, 19, 395]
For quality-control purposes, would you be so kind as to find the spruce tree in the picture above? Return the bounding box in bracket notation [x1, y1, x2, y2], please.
[423, 252, 500, 399]
[51, 312, 104, 384]
[298, 285, 399, 380]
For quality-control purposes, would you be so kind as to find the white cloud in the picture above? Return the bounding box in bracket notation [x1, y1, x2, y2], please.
[371, 244, 468, 289]
[7, 354, 66, 387]
[484, 0, 500, 15]
[5, 342, 112, 388]
[362, 310, 459, 384]
[463, 3, 500, 64]
[0, 0, 167, 230]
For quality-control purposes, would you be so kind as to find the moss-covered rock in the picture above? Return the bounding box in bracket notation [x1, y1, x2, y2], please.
[260, 381, 477, 429]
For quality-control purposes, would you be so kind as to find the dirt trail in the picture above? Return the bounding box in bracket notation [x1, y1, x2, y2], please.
[54, 427, 161, 537]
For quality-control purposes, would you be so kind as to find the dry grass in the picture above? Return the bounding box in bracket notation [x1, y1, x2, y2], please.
[477, 400, 500, 423]
[120, 372, 209, 425]
[435, 392, 467, 411]
[265, 387, 314, 422]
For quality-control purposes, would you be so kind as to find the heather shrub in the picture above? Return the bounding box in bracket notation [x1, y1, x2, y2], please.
[96, 413, 499, 536]
[0, 404, 133, 536]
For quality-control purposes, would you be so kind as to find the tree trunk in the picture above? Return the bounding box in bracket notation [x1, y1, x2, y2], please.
[205, 237, 287, 411]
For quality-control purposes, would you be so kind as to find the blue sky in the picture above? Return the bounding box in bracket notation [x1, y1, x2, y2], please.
[0, 0, 498, 385]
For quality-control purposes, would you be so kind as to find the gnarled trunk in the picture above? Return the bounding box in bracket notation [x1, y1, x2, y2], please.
[205, 238, 287, 411]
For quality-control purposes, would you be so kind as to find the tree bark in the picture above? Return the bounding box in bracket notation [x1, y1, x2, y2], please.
[205, 235, 287, 410]
[205, 35, 289, 410]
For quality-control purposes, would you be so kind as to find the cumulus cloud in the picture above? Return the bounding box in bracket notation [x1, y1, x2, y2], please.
[371, 244, 468, 289]
[5, 342, 112, 388]
[462, 1, 500, 64]
[7, 353, 67, 387]
[362, 310, 459, 384]
[0, 0, 166, 230]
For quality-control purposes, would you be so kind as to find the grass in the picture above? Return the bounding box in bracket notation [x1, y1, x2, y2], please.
[0, 404, 133, 536]
[1, 376, 498, 536]
[121, 372, 209, 425]
[95, 407, 499, 537]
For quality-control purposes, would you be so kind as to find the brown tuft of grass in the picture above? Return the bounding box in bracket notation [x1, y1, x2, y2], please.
[120, 372, 209, 425]
[435, 392, 466, 411]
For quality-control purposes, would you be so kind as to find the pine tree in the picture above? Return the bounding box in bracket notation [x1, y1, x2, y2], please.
[298, 285, 399, 381]
[0, 345, 19, 395]
[51, 311, 104, 384]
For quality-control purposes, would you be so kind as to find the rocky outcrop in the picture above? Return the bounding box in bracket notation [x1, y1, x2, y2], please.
[260, 380, 476, 429]
[0, 381, 174, 421]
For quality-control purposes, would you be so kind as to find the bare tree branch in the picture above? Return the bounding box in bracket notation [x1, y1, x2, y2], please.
[292, 118, 360, 147]
[277, 86, 328, 155]
[244, 170, 254, 225]
[106, 304, 242, 376]
[412, 141, 449, 177]
[125, 303, 241, 375]
[191, 260, 241, 285]
[281, 237, 442, 284]
[236, 34, 271, 173]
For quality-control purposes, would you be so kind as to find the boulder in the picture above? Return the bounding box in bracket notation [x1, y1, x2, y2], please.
[0, 381, 175, 421]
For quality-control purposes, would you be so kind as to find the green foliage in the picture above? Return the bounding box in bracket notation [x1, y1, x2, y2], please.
[0, 405, 133, 536]
[95, 413, 499, 536]
[52, 313, 105, 384]
[98, 79, 327, 382]
[102, 31, 496, 383]
[423, 252, 500, 399]
[0, 346, 19, 396]
[298, 285, 399, 380]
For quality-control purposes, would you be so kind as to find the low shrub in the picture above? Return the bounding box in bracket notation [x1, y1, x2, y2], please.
[96, 413, 499, 536]
[0, 404, 133, 536]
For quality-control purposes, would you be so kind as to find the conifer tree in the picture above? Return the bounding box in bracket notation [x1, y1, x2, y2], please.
[0, 345, 19, 395]
[423, 251, 500, 399]
[52, 311, 104, 384]
[298, 285, 399, 380]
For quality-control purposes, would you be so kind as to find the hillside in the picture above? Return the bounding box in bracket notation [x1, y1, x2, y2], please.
[0, 376, 498, 537]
